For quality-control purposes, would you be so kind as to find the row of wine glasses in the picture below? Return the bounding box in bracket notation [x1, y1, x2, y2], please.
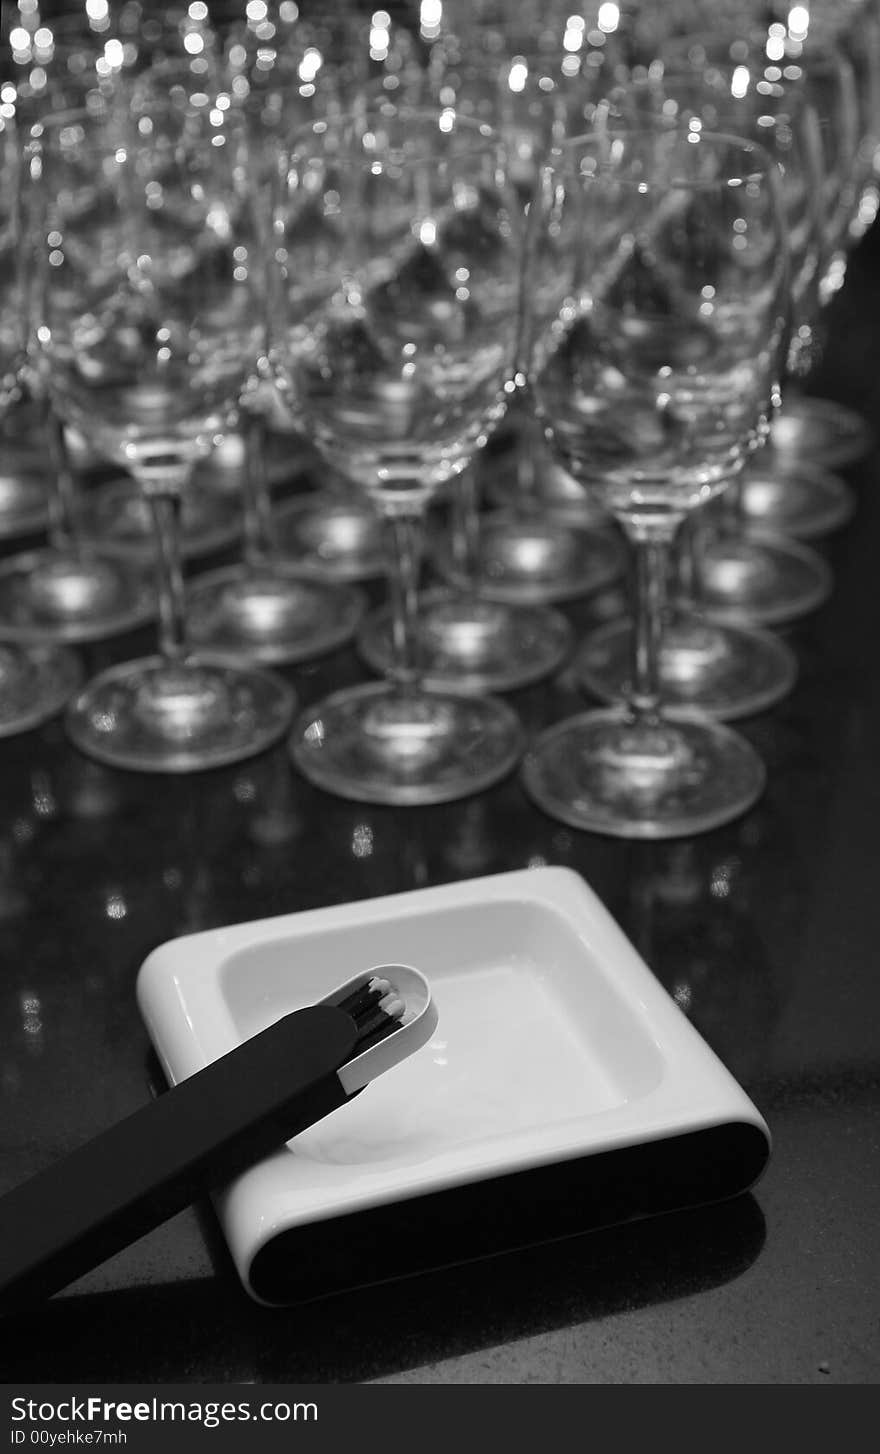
[0, 0, 869, 841]
[269, 91, 788, 836]
[0, 0, 406, 651]
[444, 3, 860, 575]
[407, 0, 870, 727]
[342, 0, 863, 732]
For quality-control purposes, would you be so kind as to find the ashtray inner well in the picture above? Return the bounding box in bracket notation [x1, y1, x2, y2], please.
[218, 897, 665, 1170]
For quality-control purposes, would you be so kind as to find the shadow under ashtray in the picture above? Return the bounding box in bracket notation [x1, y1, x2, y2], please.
[0, 1194, 766, 1383]
[136, 867, 771, 1306]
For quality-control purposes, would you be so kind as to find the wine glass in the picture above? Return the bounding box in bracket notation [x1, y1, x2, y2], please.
[631, 0, 871, 489]
[611, 4, 857, 612]
[37, 79, 295, 771]
[0, 5, 69, 542]
[0, 95, 81, 736]
[272, 100, 526, 804]
[20, 1, 246, 564]
[692, 29, 859, 623]
[180, 2, 385, 664]
[574, 41, 829, 719]
[760, 0, 878, 472]
[377, 7, 623, 691]
[0, 5, 159, 643]
[624, 12, 854, 627]
[222, 0, 421, 588]
[521, 123, 790, 838]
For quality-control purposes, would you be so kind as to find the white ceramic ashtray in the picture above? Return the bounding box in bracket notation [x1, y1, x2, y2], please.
[136, 866, 771, 1305]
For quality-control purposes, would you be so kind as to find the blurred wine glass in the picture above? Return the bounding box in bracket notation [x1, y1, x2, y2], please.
[760, 0, 879, 472]
[225, 0, 423, 588]
[273, 99, 526, 804]
[0, 95, 81, 737]
[37, 74, 295, 771]
[627, 0, 874, 479]
[181, 1, 388, 664]
[574, 40, 832, 719]
[692, 28, 859, 624]
[521, 122, 790, 837]
[0, 0, 159, 643]
[16, 1, 246, 563]
[369, 6, 624, 694]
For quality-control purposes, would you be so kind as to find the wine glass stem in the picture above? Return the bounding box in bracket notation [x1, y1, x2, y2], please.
[625, 522, 679, 722]
[241, 411, 275, 568]
[146, 489, 188, 666]
[449, 466, 480, 586]
[680, 510, 714, 612]
[719, 470, 746, 535]
[384, 507, 425, 690]
[43, 401, 79, 551]
[787, 320, 816, 383]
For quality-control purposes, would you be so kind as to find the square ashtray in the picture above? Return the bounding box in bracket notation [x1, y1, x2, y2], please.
[136, 866, 770, 1305]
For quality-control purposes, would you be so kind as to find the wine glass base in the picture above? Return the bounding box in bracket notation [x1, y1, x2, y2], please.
[186, 564, 366, 665]
[576, 615, 798, 721]
[771, 396, 873, 468]
[0, 643, 82, 738]
[65, 655, 296, 773]
[481, 452, 609, 529]
[0, 547, 156, 644]
[273, 494, 386, 582]
[696, 531, 833, 626]
[77, 475, 242, 561]
[433, 510, 622, 605]
[290, 680, 525, 806]
[521, 707, 765, 840]
[0, 465, 49, 541]
[356, 587, 572, 692]
[740, 461, 856, 539]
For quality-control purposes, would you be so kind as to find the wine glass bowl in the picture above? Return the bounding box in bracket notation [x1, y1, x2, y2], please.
[532, 141, 785, 514]
[9, 4, 247, 571]
[39, 98, 259, 476]
[276, 117, 519, 503]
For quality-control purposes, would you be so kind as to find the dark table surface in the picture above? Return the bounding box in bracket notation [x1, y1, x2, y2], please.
[1, 223, 879, 1387]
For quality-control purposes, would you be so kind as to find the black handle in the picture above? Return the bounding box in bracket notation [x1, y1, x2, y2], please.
[0, 1003, 358, 1312]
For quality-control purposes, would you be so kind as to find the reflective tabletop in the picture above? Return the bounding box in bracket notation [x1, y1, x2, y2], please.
[1, 221, 879, 1386]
